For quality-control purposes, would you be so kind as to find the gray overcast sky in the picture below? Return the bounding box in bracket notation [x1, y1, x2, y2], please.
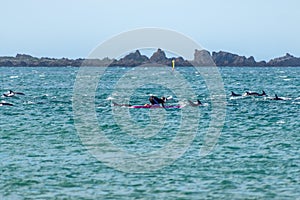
[1, 0, 300, 61]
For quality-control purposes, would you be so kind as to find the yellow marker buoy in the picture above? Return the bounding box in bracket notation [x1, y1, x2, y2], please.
[172, 59, 175, 70]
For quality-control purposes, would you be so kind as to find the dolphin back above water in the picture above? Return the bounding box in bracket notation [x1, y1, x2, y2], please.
[188, 99, 202, 107]
[272, 94, 284, 100]
[245, 90, 267, 96]
[3, 90, 25, 97]
[231, 91, 242, 97]
[0, 102, 13, 106]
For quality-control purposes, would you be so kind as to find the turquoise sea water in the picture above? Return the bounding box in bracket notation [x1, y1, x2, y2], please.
[0, 67, 299, 199]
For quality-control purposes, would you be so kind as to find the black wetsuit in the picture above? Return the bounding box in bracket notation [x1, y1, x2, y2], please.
[149, 96, 165, 107]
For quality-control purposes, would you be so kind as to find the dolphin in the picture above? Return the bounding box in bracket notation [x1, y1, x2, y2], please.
[0, 102, 13, 106]
[246, 90, 266, 96]
[3, 90, 25, 97]
[188, 99, 202, 107]
[112, 102, 132, 107]
[3, 90, 15, 97]
[231, 91, 242, 96]
[272, 94, 283, 100]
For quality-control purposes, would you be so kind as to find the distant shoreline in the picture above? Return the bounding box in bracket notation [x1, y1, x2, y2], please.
[1, 49, 300, 67]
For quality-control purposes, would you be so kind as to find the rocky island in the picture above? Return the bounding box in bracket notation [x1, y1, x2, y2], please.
[1, 49, 300, 67]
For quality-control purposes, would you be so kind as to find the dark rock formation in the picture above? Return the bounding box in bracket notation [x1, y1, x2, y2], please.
[0, 54, 112, 67]
[150, 48, 168, 64]
[111, 48, 192, 66]
[212, 51, 266, 66]
[267, 53, 300, 66]
[193, 49, 215, 66]
[110, 50, 149, 67]
[149, 49, 192, 66]
[0, 50, 300, 67]
[173, 56, 192, 66]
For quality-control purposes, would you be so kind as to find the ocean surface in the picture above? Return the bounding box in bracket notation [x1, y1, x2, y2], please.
[0, 66, 299, 199]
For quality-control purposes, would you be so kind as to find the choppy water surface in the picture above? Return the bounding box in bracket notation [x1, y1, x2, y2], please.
[0, 67, 299, 199]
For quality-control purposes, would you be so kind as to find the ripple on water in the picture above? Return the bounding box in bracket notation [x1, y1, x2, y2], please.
[0, 67, 300, 199]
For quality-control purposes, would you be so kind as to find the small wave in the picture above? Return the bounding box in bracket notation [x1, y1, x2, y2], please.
[276, 120, 285, 124]
[10, 75, 18, 79]
[178, 101, 187, 107]
[202, 103, 209, 107]
[24, 101, 35, 105]
[97, 105, 109, 109]
[279, 75, 288, 78]
[280, 97, 292, 100]
[227, 103, 239, 107]
[230, 96, 244, 100]
[40, 94, 49, 99]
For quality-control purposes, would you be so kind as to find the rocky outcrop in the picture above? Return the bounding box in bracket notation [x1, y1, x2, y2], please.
[192, 49, 215, 66]
[149, 48, 168, 63]
[212, 51, 266, 66]
[1, 50, 300, 67]
[110, 50, 149, 67]
[173, 56, 192, 66]
[112, 48, 191, 66]
[149, 48, 191, 66]
[0, 54, 111, 67]
[211, 51, 300, 66]
[267, 53, 300, 66]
